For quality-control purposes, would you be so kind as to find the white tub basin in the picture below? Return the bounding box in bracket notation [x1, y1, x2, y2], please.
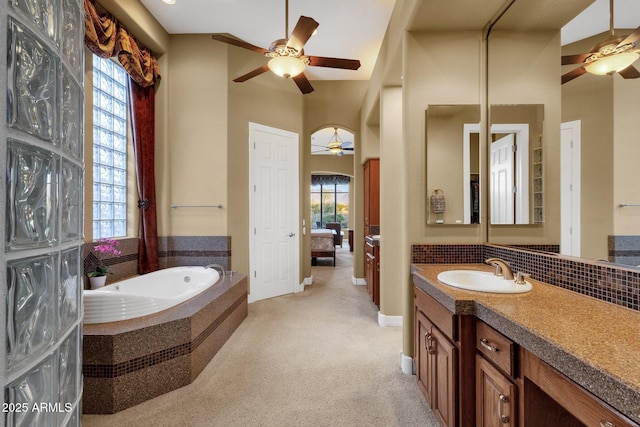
[437, 270, 532, 294]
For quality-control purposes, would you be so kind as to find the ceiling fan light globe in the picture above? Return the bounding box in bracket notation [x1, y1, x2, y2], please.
[267, 56, 305, 78]
[585, 52, 640, 75]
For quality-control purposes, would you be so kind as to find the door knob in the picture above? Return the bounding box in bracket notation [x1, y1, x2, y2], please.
[288, 232, 295, 237]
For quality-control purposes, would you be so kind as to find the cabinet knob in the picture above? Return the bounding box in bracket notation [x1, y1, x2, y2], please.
[498, 393, 510, 423]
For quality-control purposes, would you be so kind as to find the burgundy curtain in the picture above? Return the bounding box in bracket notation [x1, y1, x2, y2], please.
[128, 80, 160, 273]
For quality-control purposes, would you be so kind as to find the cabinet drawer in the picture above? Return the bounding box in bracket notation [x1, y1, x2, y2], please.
[415, 287, 456, 341]
[476, 320, 516, 378]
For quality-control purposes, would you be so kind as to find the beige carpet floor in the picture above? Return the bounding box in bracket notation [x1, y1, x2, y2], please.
[82, 246, 438, 426]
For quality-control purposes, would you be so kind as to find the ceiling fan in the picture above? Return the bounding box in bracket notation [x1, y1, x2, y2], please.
[562, 0, 640, 84]
[211, 0, 361, 94]
[312, 127, 354, 156]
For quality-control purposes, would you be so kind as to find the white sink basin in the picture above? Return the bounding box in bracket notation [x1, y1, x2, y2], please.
[437, 270, 532, 294]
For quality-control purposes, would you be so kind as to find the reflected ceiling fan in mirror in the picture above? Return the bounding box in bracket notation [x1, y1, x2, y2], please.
[211, 0, 361, 94]
[312, 127, 354, 156]
[562, 0, 640, 84]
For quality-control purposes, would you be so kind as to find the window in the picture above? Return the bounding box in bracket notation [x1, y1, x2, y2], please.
[311, 176, 349, 228]
[92, 55, 128, 238]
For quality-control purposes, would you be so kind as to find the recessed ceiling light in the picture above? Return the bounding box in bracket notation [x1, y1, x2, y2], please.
[162, 0, 175, 4]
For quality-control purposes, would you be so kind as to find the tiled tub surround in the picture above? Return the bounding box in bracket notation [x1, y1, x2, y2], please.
[412, 243, 640, 312]
[83, 236, 232, 288]
[609, 235, 640, 267]
[412, 264, 640, 424]
[2, 0, 85, 426]
[82, 273, 248, 413]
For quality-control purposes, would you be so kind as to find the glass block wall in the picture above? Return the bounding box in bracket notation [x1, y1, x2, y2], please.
[2, 0, 84, 426]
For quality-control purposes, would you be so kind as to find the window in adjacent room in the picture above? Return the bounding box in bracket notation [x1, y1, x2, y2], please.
[92, 54, 128, 239]
[311, 175, 350, 229]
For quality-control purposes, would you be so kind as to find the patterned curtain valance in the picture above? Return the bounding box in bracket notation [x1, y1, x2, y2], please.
[84, 0, 161, 88]
[311, 174, 351, 186]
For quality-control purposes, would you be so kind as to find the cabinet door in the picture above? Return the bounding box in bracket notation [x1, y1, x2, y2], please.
[476, 355, 517, 427]
[415, 310, 432, 400]
[365, 251, 375, 300]
[431, 325, 458, 427]
[363, 158, 380, 232]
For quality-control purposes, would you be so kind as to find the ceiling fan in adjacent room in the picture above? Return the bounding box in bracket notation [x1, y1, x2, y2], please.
[312, 127, 354, 156]
[562, 0, 640, 84]
[211, 0, 361, 94]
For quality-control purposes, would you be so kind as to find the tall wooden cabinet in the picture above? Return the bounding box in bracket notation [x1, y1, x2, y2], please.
[363, 158, 379, 237]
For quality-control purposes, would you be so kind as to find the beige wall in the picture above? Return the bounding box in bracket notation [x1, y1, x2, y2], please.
[165, 35, 229, 236]
[380, 87, 406, 322]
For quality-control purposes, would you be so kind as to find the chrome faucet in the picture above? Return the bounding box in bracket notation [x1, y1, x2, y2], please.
[204, 263, 226, 277]
[485, 258, 514, 280]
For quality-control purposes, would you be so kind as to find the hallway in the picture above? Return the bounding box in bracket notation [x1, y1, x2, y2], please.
[83, 247, 437, 426]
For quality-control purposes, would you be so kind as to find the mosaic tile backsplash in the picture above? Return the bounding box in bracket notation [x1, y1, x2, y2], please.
[411, 243, 640, 312]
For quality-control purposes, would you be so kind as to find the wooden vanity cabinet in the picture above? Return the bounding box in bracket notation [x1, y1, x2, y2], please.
[521, 350, 639, 427]
[475, 321, 518, 427]
[414, 278, 640, 427]
[414, 287, 477, 426]
[416, 309, 457, 426]
[364, 241, 379, 306]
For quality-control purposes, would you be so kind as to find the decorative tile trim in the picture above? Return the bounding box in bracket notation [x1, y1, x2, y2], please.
[83, 294, 246, 379]
[411, 243, 640, 312]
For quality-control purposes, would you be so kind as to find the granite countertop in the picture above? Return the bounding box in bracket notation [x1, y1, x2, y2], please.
[412, 263, 640, 424]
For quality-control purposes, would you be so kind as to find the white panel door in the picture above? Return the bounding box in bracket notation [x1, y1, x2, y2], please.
[490, 133, 515, 224]
[249, 123, 299, 302]
[561, 120, 581, 257]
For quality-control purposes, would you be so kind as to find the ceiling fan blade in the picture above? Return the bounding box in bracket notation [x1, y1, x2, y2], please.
[619, 64, 640, 79]
[233, 65, 270, 82]
[337, 151, 344, 157]
[293, 73, 314, 94]
[286, 16, 319, 52]
[342, 141, 353, 147]
[307, 56, 361, 70]
[616, 26, 640, 49]
[211, 33, 268, 55]
[342, 147, 354, 151]
[561, 66, 587, 84]
[562, 53, 591, 66]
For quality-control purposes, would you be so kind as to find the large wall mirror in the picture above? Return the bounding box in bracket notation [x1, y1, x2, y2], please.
[487, 0, 640, 267]
[426, 105, 481, 225]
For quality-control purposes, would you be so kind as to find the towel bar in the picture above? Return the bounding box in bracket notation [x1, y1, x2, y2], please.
[171, 204, 223, 209]
[619, 203, 640, 207]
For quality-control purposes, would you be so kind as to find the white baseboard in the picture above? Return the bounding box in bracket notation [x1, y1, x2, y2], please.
[296, 276, 313, 293]
[400, 352, 415, 375]
[352, 276, 366, 286]
[378, 311, 403, 327]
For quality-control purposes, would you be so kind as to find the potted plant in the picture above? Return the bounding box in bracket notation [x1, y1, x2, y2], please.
[88, 238, 121, 289]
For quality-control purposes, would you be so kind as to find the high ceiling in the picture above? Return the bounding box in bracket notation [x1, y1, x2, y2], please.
[139, 0, 640, 82]
[139, 0, 396, 80]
